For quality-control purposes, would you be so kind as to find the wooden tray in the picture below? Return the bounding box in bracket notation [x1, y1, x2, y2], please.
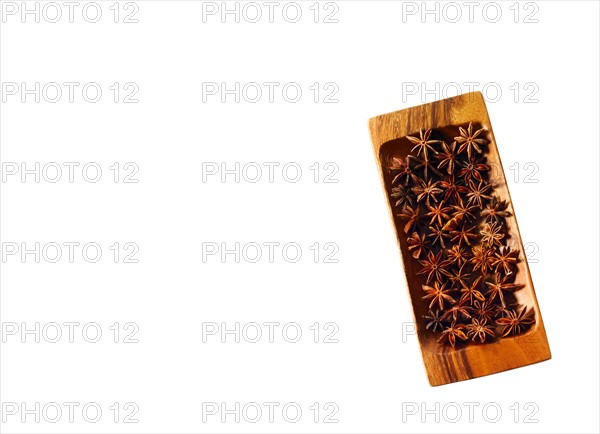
[368, 92, 551, 386]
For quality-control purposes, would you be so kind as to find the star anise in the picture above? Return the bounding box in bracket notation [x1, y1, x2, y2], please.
[388, 155, 404, 171]
[459, 276, 485, 304]
[448, 264, 471, 289]
[428, 223, 451, 248]
[480, 222, 505, 247]
[457, 156, 490, 183]
[418, 250, 452, 284]
[481, 197, 512, 224]
[492, 246, 519, 274]
[421, 281, 455, 310]
[397, 204, 421, 234]
[472, 299, 495, 323]
[390, 185, 413, 208]
[466, 180, 493, 208]
[484, 272, 523, 307]
[455, 122, 488, 159]
[438, 322, 468, 347]
[495, 307, 534, 337]
[436, 141, 459, 175]
[407, 128, 440, 159]
[450, 224, 478, 246]
[495, 304, 513, 319]
[407, 232, 429, 259]
[423, 308, 445, 332]
[390, 155, 418, 186]
[470, 245, 495, 274]
[438, 174, 469, 203]
[408, 154, 442, 180]
[442, 298, 473, 322]
[426, 202, 452, 226]
[411, 178, 442, 206]
[449, 198, 477, 225]
[446, 245, 470, 267]
[466, 318, 495, 343]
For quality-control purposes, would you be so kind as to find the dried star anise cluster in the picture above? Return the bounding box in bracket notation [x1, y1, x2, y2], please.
[388, 123, 534, 348]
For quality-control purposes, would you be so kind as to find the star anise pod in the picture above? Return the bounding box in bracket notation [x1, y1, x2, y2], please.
[457, 156, 490, 183]
[495, 306, 534, 337]
[466, 318, 495, 343]
[411, 178, 442, 206]
[407, 232, 429, 259]
[480, 222, 505, 247]
[466, 180, 493, 208]
[472, 299, 495, 323]
[455, 122, 488, 159]
[438, 174, 469, 203]
[388, 155, 404, 171]
[438, 322, 468, 347]
[426, 202, 452, 226]
[407, 128, 441, 159]
[428, 223, 451, 248]
[481, 197, 512, 224]
[397, 204, 421, 234]
[390, 185, 413, 208]
[418, 250, 452, 284]
[423, 308, 445, 332]
[448, 198, 477, 226]
[484, 272, 523, 307]
[436, 141, 459, 174]
[470, 245, 495, 274]
[446, 245, 470, 267]
[492, 246, 519, 274]
[448, 264, 471, 289]
[442, 298, 473, 322]
[421, 281, 455, 310]
[450, 224, 478, 246]
[459, 276, 485, 304]
[495, 304, 513, 318]
[390, 155, 418, 186]
[408, 154, 442, 180]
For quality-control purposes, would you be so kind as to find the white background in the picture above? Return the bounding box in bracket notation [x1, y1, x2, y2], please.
[0, 0, 599, 433]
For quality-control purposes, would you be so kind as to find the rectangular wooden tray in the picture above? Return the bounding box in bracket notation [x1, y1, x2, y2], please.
[368, 92, 551, 386]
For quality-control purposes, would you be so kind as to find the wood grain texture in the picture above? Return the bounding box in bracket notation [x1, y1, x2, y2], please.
[369, 92, 551, 386]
